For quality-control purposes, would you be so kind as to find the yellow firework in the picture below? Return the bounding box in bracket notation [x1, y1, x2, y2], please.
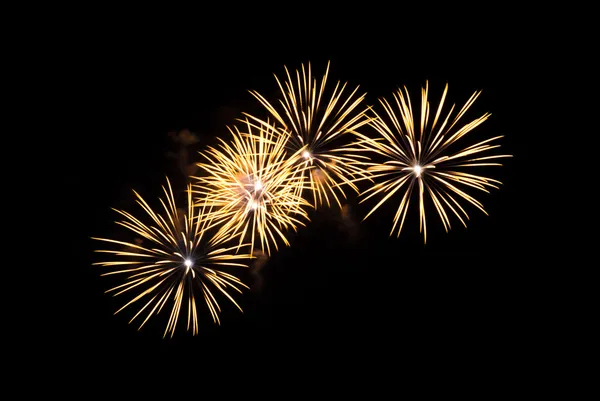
[357, 82, 512, 243]
[192, 120, 311, 255]
[244, 61, 373, 209]
[92, 178, 251, 338]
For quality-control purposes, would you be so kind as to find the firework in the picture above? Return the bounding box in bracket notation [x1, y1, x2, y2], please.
[192, 120, 311, 255]
[92, 178, 251, 338]
[357, 82, 512, 243]
[244, 61, 373, 208]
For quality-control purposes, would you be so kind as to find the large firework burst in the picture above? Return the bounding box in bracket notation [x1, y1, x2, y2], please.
[357, 82, 512, 243]
[192, 120, 311, 255]
[92, 178, 251, 338]
[244, 61, 373, 209]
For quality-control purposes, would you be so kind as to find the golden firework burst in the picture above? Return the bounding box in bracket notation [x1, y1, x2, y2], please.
[357, 82, 512, 243]
[92, 178, 251, 338]
[244, 61, 373, 209]
[192, 120, 311, 255]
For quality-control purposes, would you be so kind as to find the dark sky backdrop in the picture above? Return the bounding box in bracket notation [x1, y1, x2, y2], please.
[54, 14, 552, 376]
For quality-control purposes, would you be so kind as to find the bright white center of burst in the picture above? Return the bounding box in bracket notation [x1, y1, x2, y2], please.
[413, 165, 422, 177]
[302, 150, 311, 159]
[254, 180, 263, 191]
[184, 259, 193, 268]
[249, 200, 259, 210]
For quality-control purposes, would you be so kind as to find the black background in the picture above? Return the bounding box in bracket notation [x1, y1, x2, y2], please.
[49, 9, 560, 382]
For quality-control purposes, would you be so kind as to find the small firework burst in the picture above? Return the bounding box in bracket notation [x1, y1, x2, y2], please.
[192, 120, 311, 255]
[244, 61, 373, 208]
[92, 178, 251, 338]
[357, 82, 512, 243]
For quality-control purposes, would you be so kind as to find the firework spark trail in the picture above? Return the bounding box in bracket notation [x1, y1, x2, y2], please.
[356, 82, 512, 243]
[192, 120, 311, 255]
[92, 178, 251, 338]
[244, 61, 374, 209]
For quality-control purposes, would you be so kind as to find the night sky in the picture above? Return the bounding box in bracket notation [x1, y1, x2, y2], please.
[53, 15, 553, 377]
